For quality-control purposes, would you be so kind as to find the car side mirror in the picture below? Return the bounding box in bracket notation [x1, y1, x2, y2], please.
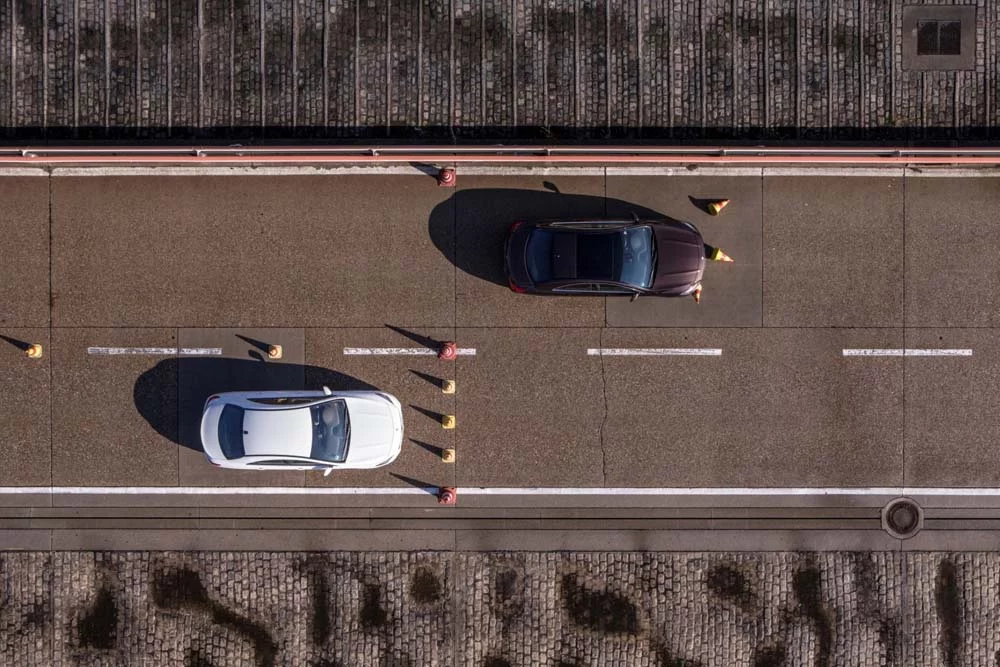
[630, 293, 640, 302]
[322, 386, 333, 396]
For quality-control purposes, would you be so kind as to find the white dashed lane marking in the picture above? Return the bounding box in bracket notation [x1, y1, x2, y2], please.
[842, 349, 973, 357]
[87, 347, 222, 356]
[587, 348, 722, 356]
[343, 347, 477, 356]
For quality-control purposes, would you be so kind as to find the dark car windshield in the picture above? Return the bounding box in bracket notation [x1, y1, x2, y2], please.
[616, 226, 656, 288]
[526, 226, 656, 288]
[217, 405, 246, 459]
[310, 400, 350, 463]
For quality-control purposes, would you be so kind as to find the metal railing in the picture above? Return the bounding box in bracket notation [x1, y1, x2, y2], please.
[2, 145, 1000, 165]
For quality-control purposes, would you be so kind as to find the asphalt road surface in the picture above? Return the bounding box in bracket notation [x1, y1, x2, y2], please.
[2, 167, 999, 492]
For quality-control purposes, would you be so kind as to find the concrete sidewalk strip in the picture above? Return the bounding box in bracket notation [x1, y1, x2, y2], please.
[842, 348, 973, 356]
[586, 348, 723, 356]
[0, 485, 997, 497]
[86, 346, 222, 356]
[343, 347, 477, 356]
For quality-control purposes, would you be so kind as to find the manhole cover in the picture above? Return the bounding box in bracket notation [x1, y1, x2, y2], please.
[881, 497, 923, 539]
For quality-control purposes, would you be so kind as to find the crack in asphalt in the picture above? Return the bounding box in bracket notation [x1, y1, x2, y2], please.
[598, 329, 609, 485]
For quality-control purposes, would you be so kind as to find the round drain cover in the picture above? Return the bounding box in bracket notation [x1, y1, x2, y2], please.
[882, 497, 923, 539]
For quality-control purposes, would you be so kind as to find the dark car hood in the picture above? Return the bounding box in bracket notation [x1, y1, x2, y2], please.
[650, 221, 705, 293]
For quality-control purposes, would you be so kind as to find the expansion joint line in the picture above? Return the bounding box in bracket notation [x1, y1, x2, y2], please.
[598, 329, 609, 486]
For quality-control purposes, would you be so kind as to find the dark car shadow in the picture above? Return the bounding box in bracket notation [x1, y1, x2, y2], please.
[134, 357, 377, 452]
[0, 334, 30, 351]
[428, 188, 667, 287]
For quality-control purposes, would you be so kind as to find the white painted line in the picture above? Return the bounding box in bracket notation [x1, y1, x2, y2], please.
[52, 165, 436, 177]
[905, 168, 1000, 177]
[587, 348, 722, 356]
[458, 165, 608, 176]
[0, 486, 432, 495]
[3, 485, 1000, 497]
[606, 166, 764, 177]
[30, 165, 1000, 178]
[842, 348, 973, 357]
[762, 167, 905, 177]
[343, 347, 476, 356]
[0, 168, 50, 176]
[87, 347, 223, 356]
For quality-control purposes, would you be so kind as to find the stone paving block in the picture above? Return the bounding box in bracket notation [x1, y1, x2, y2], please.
[0, 0, 995, 138]
[5, 550, 998, 666]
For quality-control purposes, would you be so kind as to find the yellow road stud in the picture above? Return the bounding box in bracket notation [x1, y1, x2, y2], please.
[441, 414, 456, 429]
[267, 344, 282, 359]
[442, 380, 456, 394]
[26, 344, 43, 359]
[442, 448, 456, 463]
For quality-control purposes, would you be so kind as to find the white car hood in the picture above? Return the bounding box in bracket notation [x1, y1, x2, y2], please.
[343, 396, 400, 466]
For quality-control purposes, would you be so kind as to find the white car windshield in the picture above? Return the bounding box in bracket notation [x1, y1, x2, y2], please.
[310, 400, 350, 463]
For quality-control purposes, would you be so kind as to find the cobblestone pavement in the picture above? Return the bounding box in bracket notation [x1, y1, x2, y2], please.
[1, 551, 998, 665]
[0, 0, 997, 141]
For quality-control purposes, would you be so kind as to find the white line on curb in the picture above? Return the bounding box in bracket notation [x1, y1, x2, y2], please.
[1, 486, 1000, 496]
[842, 348, 973, 357]
[587, 348, 722, 356]
[28, 165, 1000, 178]
[87, 347, 223, 356]
[343, 347, 477, 356]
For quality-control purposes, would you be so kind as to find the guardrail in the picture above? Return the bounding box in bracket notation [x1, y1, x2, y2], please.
[2, 145, 1000, 165]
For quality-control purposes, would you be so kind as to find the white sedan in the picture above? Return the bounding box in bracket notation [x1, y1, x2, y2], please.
[199, 388, 403, 473]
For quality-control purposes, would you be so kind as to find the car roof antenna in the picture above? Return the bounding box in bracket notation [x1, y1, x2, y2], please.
[630, 210, 639, 222]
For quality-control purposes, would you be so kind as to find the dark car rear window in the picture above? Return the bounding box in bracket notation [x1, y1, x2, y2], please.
[217, 405, 246, 460]
[525, 229, 555, 282]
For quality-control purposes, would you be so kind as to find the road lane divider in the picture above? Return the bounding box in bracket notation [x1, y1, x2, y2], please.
[842, 349, 973, 357]
[344, 347, 476, 356]
[587, 348, 722, 356]
[4, 485, 1000, 496]
[87, 347, 222, 356]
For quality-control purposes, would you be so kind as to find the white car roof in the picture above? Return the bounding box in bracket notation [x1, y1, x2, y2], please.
[241, 407, 313, 457]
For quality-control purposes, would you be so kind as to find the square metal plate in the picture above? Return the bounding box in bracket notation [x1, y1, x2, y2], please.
[902, 5, 977, 70]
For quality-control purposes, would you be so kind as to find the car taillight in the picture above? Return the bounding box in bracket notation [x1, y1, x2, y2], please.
[206, 395, 220, 404]
[508, 276, 527, 293]
[508, 220, 524, 234]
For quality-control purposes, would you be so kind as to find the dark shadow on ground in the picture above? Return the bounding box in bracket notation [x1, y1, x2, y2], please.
[0, 335, 30, 351]
[409, 405, 445, 424]
[384, 324, 441, 350]
[235, 334, 273, 355]
[409, 370, 445, 390]
[389, 473, 439, 494]
[134, 358, 376, 452]
[428, 188, 666, 287]
[410, 439, 445, 458]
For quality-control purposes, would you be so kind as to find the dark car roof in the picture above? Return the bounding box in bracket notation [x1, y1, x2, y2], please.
[649, 221, 705, 292]
[507, 218, 706, 295]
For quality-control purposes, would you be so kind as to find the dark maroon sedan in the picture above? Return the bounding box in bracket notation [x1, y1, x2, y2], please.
[504, 218, 705, 297]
